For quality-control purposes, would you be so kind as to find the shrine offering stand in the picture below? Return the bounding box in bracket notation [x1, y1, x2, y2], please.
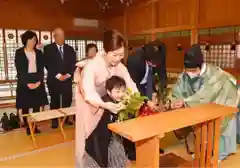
[108, 104, 238, 168]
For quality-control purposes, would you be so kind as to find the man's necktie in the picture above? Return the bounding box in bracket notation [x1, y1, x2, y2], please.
[146, 66, 153, 100]
[59, 46, 63, 59]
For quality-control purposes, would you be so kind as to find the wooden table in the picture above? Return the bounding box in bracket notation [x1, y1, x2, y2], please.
[108, 104, 238, 168]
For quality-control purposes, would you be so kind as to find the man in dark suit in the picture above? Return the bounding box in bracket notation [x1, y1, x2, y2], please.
[126, 40, 167, 158]
[127, 40, 167, 99]
[44, 28, 76, 128]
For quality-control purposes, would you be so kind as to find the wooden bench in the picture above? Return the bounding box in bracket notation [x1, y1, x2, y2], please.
[26, 107, 76, 148]
[27, 109, 66, 148]
[108, 104, 238, 168]
[58, 106, 76, 124]
[19, 106, 45, 127]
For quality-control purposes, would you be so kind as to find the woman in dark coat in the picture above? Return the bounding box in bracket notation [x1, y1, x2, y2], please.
[15, 30, 48, 135]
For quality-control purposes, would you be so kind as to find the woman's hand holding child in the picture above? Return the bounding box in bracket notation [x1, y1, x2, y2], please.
[104, 102, 123, 114]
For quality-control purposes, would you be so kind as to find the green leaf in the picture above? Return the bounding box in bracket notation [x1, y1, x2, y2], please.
[118, 91, 147, 120]
[134, 92, 141, 97]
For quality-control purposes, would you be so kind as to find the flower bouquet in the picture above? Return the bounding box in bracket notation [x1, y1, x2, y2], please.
[118, 89, 159, 121]
[138, 103, 159, 117]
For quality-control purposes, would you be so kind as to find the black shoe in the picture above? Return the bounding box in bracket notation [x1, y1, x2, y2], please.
[160, 148, 164, 154]
[9, 113, 20, 129]
[1, 113, 10, 131]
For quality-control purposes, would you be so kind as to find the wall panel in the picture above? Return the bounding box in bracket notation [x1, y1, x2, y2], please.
[0, 0, 103, 39]
[104, 16, 124, 34]
[156, 0, 196, 28]
[103, 0, 240, 77]
[160, 36, 191, 69]
[128, 38, 146, 50]
[126, 4, 153, 35]
[199, 0, 240, 28]
[104, 0, 240, 34]
[0, 0, 73, 30]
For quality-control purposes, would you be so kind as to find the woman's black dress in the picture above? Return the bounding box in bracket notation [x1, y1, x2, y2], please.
[15, 48, 48, 109]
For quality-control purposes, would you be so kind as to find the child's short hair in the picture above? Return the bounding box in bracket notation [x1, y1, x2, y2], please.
[106, 76, 126, 91]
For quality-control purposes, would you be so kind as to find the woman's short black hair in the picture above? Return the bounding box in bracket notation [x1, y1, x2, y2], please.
[21, 30, 38, 47]
[86, 43, 98, 54]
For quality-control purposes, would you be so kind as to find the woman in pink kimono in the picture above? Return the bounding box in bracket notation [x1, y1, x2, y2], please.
[75, 30, 156, 167]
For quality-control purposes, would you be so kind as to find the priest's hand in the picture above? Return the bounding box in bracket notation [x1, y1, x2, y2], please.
[171, 100, 185, 109]
[147, 100, 163, 112]
[157, 102, 166, 112]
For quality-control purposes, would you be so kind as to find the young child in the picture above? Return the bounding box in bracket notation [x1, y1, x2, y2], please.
[104, 76, 163, 162]
[85, 76, 130, 168]
[104, 76, 132, 167]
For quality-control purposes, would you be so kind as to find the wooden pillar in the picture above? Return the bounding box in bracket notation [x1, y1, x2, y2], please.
[151, 1, 156, 41]
[191, 29, 198, 45]
[2, 29, 8, 80]
[191, 0, 199, 45]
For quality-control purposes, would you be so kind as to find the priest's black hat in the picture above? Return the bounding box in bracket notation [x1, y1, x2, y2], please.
[184, 44, 204, 69]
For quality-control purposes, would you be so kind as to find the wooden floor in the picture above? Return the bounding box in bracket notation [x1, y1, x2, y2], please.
[0, 124, 75, 168]
[0, 125, 240, 167]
